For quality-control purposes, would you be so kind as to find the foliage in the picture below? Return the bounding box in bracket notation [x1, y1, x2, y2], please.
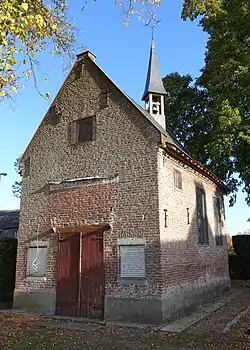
[12, 157, 22, 199]
[114, 0, 163, 24]
[0, 0, 162, 100]
[164, 0, 250, 205]
[0, 0, 75, 100]
[182, 0, 224, 20]
[228, 246, 236, 256]
[0, 237, 17, 302]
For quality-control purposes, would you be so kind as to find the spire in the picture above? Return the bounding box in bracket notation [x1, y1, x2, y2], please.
[142, 40, 167, 101]
[142, 40, 167, 130]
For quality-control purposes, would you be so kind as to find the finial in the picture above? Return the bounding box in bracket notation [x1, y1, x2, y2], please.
[144, 17, 162, 41]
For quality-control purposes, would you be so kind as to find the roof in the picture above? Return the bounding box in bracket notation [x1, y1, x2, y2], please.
[89, 55, 189, 154]
[142, 40, 167, 101]
[0, 210, 20, 230]
[20, 51, 226, 191]
[126, 94, 190, 155]
[20, 50, 188, 161]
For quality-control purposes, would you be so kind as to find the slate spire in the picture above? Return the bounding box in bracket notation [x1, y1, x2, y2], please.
[142, 40, 167, 101]
[142, 40, 167, 130]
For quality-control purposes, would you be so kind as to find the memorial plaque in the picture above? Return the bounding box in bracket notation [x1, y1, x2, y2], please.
[120, 245, 146, 278]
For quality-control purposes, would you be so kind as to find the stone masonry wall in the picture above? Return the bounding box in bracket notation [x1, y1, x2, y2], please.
[15, 180, 118, 294]
[15, 54, 163, 312]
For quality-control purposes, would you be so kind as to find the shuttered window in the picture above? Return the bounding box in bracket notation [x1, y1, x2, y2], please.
[78, 116, 94, 142]
[196, 186, 209, 245]
[214, 197, 223, 246]
[174, 169, 182, 190]
[69, 116, 95, 145]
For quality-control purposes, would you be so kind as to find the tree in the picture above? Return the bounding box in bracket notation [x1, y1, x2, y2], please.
[165, 0, 250, 206]
[0, 0, 162, 100]
[12, 157, 22, 199]
[163, 73, 211, 165]
[0, 0, 75, 99]
[163, 71, 249, 206]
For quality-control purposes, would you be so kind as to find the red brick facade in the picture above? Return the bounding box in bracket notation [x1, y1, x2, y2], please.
[14, 52, 230, 323]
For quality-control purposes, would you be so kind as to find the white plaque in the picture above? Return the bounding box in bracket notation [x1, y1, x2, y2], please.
[120, 245, 146, 278]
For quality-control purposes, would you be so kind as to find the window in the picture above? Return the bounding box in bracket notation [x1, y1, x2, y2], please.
[78, 116, 94, 142]
[27, 246, 47, 277]
[174, 169, 182, 190]
[196, 186, 209, 245]
[24, 157, 30, 177]
[69, 116, 95, 145]
[214, 197, 223, 246]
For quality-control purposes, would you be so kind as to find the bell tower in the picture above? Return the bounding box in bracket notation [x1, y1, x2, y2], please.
[142, 41, 167, 129]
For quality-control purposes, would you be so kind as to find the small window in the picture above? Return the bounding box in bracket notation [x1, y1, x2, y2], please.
[174, 169, 182, 190]
[69, 116, 95, 145]
[24, 157, 30, 177]
[78, 116, 94, 143]
[27, 246, 48, 277]
[196, 186, 209, 245]
[214, 197, 223, 246]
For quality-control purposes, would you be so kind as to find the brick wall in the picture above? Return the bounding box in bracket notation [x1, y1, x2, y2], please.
[15, 53, 229, 320]
[157, 148, 229, 297]
[15, 54, 163, 302]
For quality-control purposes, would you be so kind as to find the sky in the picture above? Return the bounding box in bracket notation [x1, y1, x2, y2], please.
[0, 0, 249, 235]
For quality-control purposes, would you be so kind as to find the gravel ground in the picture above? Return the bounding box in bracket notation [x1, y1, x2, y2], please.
[0, 282, 249, 350]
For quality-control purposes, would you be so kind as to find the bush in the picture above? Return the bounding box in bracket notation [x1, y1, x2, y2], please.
[230, 235, 250, 280]
[0, 238, 17, 302]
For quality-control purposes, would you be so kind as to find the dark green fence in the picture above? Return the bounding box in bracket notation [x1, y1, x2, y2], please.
[229, 235, 250, 280]
[0, 237, 17, 306]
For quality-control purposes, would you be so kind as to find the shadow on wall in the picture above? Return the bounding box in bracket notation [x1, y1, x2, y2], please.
[53, 182, 229, 322]
[14, 181, 229, 323]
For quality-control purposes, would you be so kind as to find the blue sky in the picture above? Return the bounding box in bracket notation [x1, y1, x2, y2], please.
[0, 0, 249, 234]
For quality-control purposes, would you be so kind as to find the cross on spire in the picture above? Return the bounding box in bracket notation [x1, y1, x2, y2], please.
[144, 17, 162, 41]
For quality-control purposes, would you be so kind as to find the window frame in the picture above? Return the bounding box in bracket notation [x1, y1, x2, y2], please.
[213, 196, 223, 246]
[174, 168, 183, 191]
[78, 116, 95, 143]
[196, 186, 209, 245]
[69, 116, 96, 145]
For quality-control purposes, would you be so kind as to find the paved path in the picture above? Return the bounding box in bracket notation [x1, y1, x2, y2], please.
[190, 286, 250, 335]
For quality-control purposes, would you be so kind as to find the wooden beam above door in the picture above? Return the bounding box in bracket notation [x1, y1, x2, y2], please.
[54, 223, 111, 235]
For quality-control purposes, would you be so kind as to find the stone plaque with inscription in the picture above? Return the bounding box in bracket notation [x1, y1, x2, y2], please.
[120, 245, 146, 278]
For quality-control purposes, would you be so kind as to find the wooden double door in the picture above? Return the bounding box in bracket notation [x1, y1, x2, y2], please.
[56, 231, 104, 319]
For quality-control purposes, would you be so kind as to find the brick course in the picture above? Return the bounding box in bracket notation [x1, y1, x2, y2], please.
[14, 53, 229, 322]
[158, 149, 229, 304]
